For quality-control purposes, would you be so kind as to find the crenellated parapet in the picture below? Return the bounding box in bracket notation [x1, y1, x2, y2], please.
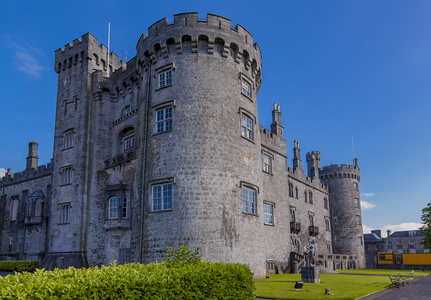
[135, 12, 262, 92]
[0, 163, 53, 186]
[54, 33, 122, 75]
[319, 163, 360, 181]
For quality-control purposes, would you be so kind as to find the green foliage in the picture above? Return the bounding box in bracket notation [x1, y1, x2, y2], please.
[420, 203, 431, 249]
[164, 245, 201, 267]
[0, 260, 39, 272]
[0, 260, 255, 299]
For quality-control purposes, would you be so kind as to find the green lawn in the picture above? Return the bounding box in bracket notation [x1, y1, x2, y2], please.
[338, 268, 431, 277]
[254, 273, 394, 300]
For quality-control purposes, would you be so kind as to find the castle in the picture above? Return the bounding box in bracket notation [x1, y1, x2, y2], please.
[0, 13, 364, 278]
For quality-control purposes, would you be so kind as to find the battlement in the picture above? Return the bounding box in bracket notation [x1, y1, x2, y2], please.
[0, 163, 53, 186]
[135, 13, 262, 88]
[319, 163, 360, 181]
[55, 33, 121, 74]
[306, 151, 321, 161]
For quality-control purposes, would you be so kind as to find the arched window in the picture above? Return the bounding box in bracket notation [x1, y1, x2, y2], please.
[214, 38, 224, 56]
[108, 197, 119, 219]
[230, 43, 238, 60]
[309, 214, 314, 227]
[166, 38, 176, 55]
[290, 209, 295, 223]
[304, 191, 308, 202]
[295, 186, 299, 199]
[309, 191, 313, 204]
[121, 106, 132, 116]
[198, 35, 208, 53]
[181, 35, 192, 52]
[242, 50, 249, 69]
[325, 219, 330, 231]
[288, 181, 293, 197]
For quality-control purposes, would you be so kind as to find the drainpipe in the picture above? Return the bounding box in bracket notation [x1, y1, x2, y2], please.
[139, 63, 151, 263]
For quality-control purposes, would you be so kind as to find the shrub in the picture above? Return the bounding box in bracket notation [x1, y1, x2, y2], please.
[0, 261, 255, 299]
[164, 245, 201, 267]
[0, 260, 38, 272]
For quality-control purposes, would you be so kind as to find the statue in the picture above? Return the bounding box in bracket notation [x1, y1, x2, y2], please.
[305, 240, 316, 267]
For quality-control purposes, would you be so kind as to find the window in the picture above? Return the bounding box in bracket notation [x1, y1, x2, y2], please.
[241, 79, 251, 98]
[59, 203, 70, 224]
[61, 166, 73, 185]
[290, 209, 296, 223]
[309, 214, 314, 226]
[304, 191, 308, 202]
[262, 153, 272, 173]
[324, 197, 328, 209]
[63, 129, 75, 149]
[243, 186, 257, 214]
[10, 196, 19, 221]
[325, 219, 330, 231]
[295, 187, 298, 199]
[397, 240, 403, 245]
[358, 237, 363, 246]
[241, 114, 253, 140]
[264, 203, 274, 225]
[121, 105, 132, 116]
[353, 182, 358, 191]
[156, 106, 173, 133]
[158, 69, 172, 88]
[308, 191, 313, 204]
[122, 196, 129, 219]
[108, 197, 119, 219]
[152, 183, 172, 211]
[354, 198, 360, 208]
[355, 215, 361, 225]
[120, 248, 132, 264]
[288, 182, 293, 197]
[123, 132, 135, 152]
[327, 242, 331, 254]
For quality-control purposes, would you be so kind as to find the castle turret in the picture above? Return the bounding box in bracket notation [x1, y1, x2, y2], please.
[292, 140, 302, 171]
[270, 103, 283, 136]
[306, 151, 320, 178]
[319, 159, 365, 268]
[26, 141, 39, 171]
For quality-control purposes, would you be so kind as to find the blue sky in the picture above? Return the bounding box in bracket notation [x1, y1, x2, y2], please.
[1, 0, 430, 235]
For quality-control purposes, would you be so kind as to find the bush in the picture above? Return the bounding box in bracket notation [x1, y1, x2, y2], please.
[0, 260, 38, 272]
[0, 261, 255, 299]
[164, 245, 201, 267]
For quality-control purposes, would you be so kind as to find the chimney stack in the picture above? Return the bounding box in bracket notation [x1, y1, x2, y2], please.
[26, 141, 39, 171]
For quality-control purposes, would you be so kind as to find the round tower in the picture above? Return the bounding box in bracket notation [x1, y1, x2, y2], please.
[134, 13, 265, 276]
[319, 158, 365, 268]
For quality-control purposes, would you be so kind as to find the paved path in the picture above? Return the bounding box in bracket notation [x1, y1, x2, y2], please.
[359, 275, 431, 300]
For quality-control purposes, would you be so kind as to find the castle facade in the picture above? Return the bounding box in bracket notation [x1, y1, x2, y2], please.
[0, 13, 364, 278]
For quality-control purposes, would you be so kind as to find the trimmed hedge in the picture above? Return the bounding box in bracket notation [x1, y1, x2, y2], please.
[0, 260, 38, 272]
[0, 261, 255, 299]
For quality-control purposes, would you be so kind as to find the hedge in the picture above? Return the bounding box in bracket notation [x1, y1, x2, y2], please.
[0, 261, 255, 299]
[0, 260, 38, 272]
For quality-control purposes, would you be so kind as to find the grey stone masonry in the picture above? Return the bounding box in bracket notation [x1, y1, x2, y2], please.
[0, 12, 365, 278]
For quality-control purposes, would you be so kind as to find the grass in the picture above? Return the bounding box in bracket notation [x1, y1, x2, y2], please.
[254, 273, 394, 300]
[338, 268, 431, 277]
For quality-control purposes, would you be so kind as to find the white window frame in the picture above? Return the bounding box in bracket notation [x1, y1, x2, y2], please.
[123, 133, 135, 152]
[108, 196, 119, 219]
[122, 196, 129, 219]
[264, 202, 274, 225]
[151, 182, 173, 212]
[156, 106, 173, 133]
[241, 113, 254, 141]
[262, 153, 272, 173]
[354, 198, 360, 208]
[241, 79, 252, 98]
[242, 186, 257, 214]
[158, 69, 172, 88]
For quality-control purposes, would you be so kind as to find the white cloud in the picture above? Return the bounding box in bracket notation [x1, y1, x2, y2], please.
[0, 168, 6, 178]
[363, 222, 423, 236]
[3, 35, 46, 79]
[361, 192, 375, 197]
[361, 200, 376, 209]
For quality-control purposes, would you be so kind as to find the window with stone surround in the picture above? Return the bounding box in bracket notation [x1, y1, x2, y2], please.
[242, 186, 257, 214]
[288, 181, 293, 197]
[63, 128, 75, 150]
[262, 153, 272, 173]
[325, 218, 330, 231]
[156, 106, 173, 133]
[108, 196, 119, 219]
[304, 190, 308, 202]
[60, 166, 73, 185]
[355, 198, 360, 208]
[309, 191, 313, 204]
[158, 69, 172, 88]
[241, 113, 253, 141]
[264, 202, 274, 225]
[295, 186, 299, 199]
[356, 215, 361, 225]
[10, 196, 19, 221]
[122, 196, 129, 219]
[241, 79, 251, 98]
[327, 242, 331, 254]
[324, 197, 328, 209]
[152, 182, 172, 212]
[59, 203, 70, 224]
[353, 182, 358, 191]
[309, 213, 314, 226]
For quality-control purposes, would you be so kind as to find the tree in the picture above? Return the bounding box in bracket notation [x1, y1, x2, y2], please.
[420, 203, 431, 249]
